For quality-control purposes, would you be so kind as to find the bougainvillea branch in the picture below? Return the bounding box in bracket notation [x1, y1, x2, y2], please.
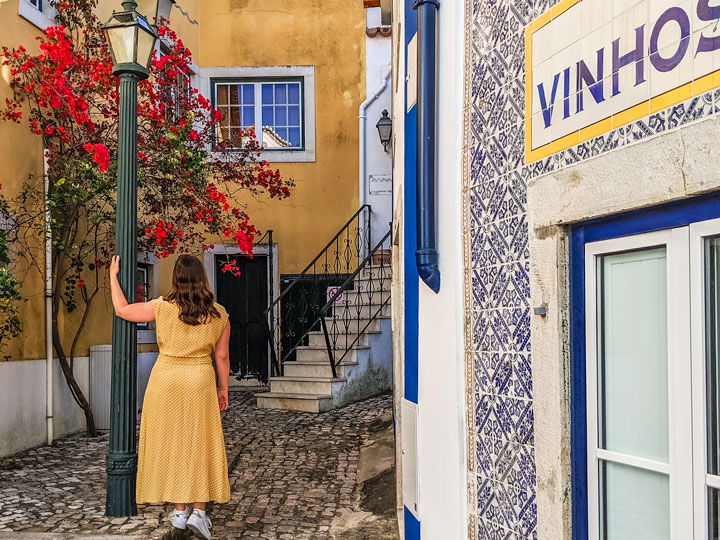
[0, 0, 294, 435]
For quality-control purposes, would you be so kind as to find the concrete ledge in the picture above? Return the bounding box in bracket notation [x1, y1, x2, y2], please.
[0, 535, 142, 540]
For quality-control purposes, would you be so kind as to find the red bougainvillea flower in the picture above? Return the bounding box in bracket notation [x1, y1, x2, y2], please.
[83, 143, 109, 172]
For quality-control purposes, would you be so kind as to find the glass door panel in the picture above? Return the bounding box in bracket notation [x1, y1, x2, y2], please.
[598, 248, 669, 462]
[589, 242, 674, 540]
[601, 461, 670, 540]
[705, 235, 720, 539]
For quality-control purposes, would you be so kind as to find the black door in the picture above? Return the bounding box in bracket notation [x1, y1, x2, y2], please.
[215, 255, 268, 382]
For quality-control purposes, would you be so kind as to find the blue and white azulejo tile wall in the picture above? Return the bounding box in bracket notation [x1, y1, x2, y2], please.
[465, 0, 720, 538]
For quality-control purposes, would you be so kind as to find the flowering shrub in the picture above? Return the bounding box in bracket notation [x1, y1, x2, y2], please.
[0, 0, 294, 434]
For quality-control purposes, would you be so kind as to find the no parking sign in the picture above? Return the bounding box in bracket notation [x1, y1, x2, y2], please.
[327, 286, 343, 304]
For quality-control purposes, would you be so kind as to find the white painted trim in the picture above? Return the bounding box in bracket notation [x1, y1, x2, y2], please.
[18, 0, 56, 30]
[690, 217, 720, 539]
[707, 474, 720, 491]
[585, 229, 694, 540]
[594, 449, 670, 476]
[196, 65, 316, 163]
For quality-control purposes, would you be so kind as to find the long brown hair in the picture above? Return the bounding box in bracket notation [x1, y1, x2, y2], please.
[165, 255, 220, 325]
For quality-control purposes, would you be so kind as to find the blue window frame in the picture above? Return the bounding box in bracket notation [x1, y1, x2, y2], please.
[569, 192, 720, 540]
[213, 79, 304, 151]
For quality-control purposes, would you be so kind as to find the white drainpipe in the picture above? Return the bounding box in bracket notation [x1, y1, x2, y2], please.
[44, 150, 53, 445]
[358, 65, 391, 256]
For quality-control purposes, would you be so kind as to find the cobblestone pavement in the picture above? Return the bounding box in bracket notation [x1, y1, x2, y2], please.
[0, 390, 395, 540]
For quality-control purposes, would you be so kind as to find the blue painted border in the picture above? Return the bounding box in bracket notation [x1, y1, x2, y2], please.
[404, 0, 419, 404]
[570, 192, 720, 540]
[405, 506, 421, 540]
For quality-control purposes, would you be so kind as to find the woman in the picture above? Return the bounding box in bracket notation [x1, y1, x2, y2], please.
[110, 254, 231, 540]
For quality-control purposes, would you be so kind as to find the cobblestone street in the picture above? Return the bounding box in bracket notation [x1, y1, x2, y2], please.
[0, 390, 398, 540]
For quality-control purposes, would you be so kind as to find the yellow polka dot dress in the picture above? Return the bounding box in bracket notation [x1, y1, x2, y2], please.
[136, 297, 231, 504]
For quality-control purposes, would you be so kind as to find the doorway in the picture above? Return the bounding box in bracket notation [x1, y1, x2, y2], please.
[215, 254, 269, 382]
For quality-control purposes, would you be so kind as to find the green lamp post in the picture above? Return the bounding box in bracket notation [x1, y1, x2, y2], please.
[102, 0, 162, 517]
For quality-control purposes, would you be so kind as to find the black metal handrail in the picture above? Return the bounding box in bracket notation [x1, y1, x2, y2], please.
[265, 205, 372, 376]
[319, 229, 392, 377]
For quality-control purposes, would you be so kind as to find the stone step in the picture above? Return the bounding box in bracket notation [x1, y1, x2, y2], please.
[296, 344, 369, 364]
[283, 359, 359, 378]
[347, 276, 391, 292]
[332, 289, 392, 304]
[307, 329, 381, 348]
[269, 375, 346, 395]
[255, 392, 334, 413]
[326, 302, 391, 320]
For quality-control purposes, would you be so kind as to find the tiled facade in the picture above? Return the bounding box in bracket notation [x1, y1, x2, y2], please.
[463, 1, 720, 538]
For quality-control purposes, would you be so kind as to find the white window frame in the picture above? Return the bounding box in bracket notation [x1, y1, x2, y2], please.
[585, 228, 694, 540]
[18, 0, 56, 30]
[196, 66, 316, 163]
[213, 80, 304, 151]
[691, 217, 720, 540]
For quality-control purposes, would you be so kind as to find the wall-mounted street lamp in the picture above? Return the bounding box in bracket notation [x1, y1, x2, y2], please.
[376, 109, 392, 152]
[102, 0, 160, 518]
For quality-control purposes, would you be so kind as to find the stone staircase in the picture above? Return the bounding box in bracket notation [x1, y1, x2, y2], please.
[256, 265, 392, 413]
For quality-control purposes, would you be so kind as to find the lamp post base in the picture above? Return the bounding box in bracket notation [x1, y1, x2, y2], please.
[105, 452, 138, 517]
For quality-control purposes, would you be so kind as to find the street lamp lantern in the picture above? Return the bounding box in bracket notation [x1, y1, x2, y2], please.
[135, 0, 175, 26]
[376, 109, 392, 152]
[102, 0, 165, 519]
[103, 5, 158, 78]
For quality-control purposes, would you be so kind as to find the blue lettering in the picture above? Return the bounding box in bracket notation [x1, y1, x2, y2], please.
[563, 67, 571, 119]
[576, 48, 605, 113]
[649, 7, 690, 72]
[537, 72, 562, 128]
[612, 25, 646, 96]
[697, 0, 720, 55]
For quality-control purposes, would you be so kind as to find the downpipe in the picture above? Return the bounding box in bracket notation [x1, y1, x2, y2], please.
[44, 149, 54, 445]
[414, 0, 440, 293]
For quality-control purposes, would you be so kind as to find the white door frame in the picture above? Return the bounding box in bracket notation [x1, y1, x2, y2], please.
[584, 228, 693, 540]
[691, 217, 720, 540]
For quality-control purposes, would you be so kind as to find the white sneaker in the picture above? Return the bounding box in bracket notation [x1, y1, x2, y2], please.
[187, 509, 212, 540]
[168, 507, 191, 529]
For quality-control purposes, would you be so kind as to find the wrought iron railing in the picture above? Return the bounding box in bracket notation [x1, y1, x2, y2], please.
[319, 229, 391, 378]
[265, 206, 371, 376]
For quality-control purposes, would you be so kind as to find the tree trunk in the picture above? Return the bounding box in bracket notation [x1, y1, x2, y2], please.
[56, 354, 97, 437]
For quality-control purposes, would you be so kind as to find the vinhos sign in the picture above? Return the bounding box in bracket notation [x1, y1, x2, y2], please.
[526, 0, 720, 162]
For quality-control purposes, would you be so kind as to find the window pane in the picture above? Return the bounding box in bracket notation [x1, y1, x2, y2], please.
[600, 460, 669, 540]
[288, 83, 300, 104]
[262, 106, 273, 125]
[709, 487, 720, 540]
[229, 107, 241, 126]
[229, 85, 240, 105]
[275, 84, 287, 104]
[262, 84, 274, 104]
[598, 248, 669, 462]
[242, 106, 254, 128]
[706, 235, 720, 476]
[216, 106, 230, 126]
[242, 84, 254, 104]
[288, 127, 301, 147]
[217, 85, 229, 106]
[276, 106, 287, 126]
[288, 105, 300, 125]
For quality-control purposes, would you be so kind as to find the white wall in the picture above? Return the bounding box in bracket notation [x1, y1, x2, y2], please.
[413, 1, 468, 538]
[0, 357, 89, 458]
[391, 0, 467, 536]
[364, 33, 394, 247]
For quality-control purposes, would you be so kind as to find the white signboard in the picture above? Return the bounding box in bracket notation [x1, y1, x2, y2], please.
[526, 0, 720, 162]
[369, 174, 392, 195]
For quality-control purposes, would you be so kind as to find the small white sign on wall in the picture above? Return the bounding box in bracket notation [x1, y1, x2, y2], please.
[369, 174, 392, 195]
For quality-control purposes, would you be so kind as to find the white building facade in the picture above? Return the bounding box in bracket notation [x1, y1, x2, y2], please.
[392, 0, 720, 539]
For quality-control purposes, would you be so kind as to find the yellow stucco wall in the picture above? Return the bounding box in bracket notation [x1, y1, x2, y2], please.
[0, 0, 366, 361]
[194, 0, 366, 275]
